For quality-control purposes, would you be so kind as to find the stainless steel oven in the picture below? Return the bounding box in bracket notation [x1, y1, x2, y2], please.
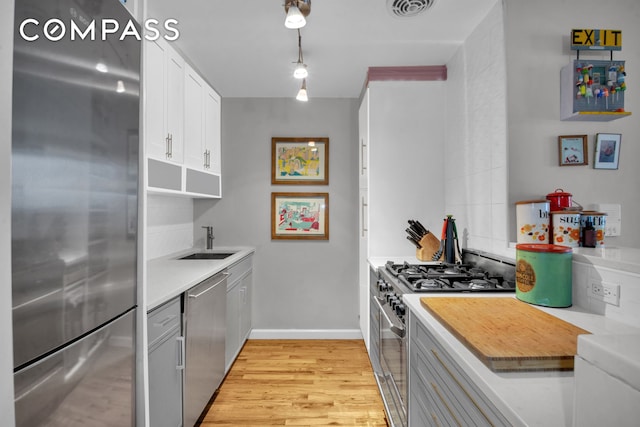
[370, 249, 516, 427]
[376, 292, 407, 427]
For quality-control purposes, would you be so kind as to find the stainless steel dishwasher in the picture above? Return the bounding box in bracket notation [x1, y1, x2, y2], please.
[184, 271, 228, 427]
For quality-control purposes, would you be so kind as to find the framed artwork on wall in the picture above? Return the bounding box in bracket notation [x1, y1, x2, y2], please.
[271, 192, 329, 240]
[594, 133, 621, 170]
[558, 135, 588, 166]
[271, 137, 329, 185]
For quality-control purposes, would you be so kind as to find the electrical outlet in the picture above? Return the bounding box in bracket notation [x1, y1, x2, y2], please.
[602, 282, 620, 306]
[591, 281, 620, 306]
[591, 282, 604, 297]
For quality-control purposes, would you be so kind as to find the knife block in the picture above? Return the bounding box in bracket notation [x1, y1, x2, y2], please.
[416, 233, 442, 262]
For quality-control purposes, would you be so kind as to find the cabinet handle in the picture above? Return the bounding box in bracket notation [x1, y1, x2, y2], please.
[206, 150, 211, 168]
[153, 314, 177, 328]
[165, 134, 171, 158]
[203, 150, 208, 168]
[168, 133, 173, 158]
[361, 196, 368, 237]
[176, 336, 185, 370]
[360, 139, 367, 175]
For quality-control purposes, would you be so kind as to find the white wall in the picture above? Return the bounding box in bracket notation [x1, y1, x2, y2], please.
[194, 98, 360, 336]
[0, 0, 15, 423]
[445, 1, 509, 257]
[505, 0, 640, 248]
[367, 81, 446, 259]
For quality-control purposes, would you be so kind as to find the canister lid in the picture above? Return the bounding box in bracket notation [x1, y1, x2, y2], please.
[516, 243, 573, 253]
[515, 199, 549, 205]
[546, 188, 573, 198]
[581, 210, 607, 216]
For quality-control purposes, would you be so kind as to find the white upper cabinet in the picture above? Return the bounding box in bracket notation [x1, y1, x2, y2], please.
[144, 38, 184, 164]
[144, 39, 222, 198]
[183, 63, 205, 170]
[204, 87, 221, 175]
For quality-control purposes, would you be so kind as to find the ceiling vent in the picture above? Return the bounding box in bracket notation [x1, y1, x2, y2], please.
[387, 0, 435, 18]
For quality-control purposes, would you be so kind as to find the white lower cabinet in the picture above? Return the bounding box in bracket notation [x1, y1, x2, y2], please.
[225, 255, 253, 372]
[148, 297, 184, 427]
[408, 311, 509, 427]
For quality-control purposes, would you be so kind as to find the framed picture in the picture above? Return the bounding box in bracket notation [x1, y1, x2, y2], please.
[272, 137, 329, 185]
[271, 192, 329, 240]
[558, 135, 588, 166]
[594, 133, 622, 170]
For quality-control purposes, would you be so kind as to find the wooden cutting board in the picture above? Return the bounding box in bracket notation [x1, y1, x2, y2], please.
[420, 297, 591, 372]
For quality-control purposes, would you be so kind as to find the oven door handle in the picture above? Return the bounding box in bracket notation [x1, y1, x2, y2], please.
[375, 297, 405, 338]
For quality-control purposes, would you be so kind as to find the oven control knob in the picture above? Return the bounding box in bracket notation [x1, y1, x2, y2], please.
[395, 304, 406, 316]
[378, 281, 388, 292]
[385, 293, 394, 302]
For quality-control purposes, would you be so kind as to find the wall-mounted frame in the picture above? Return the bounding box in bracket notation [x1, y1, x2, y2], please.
[271, 192, 329, 240]
[558, 135, 588, 166]
[594, 133, 622, 169]
[271, 137, 329, 185]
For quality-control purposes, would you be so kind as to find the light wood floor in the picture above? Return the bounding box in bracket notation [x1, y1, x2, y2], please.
[199, 339, 388, 426]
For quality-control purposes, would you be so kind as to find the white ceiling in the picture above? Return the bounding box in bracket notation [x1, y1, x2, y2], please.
[147, 0, 499, 98]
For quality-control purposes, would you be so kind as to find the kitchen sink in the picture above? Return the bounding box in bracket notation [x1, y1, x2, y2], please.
[179, 252, 235, 260]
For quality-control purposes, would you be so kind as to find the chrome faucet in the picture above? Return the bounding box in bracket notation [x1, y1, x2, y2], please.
[202, 226, 214, 249]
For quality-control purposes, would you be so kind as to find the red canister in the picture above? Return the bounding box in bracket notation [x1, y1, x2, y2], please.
[546, 189, 574, 211]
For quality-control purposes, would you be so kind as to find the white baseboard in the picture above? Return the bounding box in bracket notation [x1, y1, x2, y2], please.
[249, 329, 363, 340]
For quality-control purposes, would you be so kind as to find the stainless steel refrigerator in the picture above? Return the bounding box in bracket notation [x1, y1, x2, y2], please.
[11, 0, 140, 425]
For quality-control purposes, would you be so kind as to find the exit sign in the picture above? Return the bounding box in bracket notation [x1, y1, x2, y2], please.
[571, 29, 622, 51]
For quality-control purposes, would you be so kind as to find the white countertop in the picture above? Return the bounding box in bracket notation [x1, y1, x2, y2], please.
[404, 293, 640, 427]
[146, 246, 255, 311]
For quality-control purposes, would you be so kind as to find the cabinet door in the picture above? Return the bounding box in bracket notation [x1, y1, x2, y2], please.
[225, 284, 241, 372]
[165, 46, 184, 163]
[183, 64, 205, 171]
[144, 40, 168, 160]
[239, 271, 252, 342]
[148, 329, 183, 427]
[358, 89, 369, 189]
[359, 189, 369, 348]
[204, 86, 221, 175]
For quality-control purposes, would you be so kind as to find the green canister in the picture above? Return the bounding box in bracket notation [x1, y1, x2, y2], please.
[515, 244, 573, 308]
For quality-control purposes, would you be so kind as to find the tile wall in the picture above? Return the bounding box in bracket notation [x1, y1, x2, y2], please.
[146, 194, 194, 260]
[445, 2, 510, 258]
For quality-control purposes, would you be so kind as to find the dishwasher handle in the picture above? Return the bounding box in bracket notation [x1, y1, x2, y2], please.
[187, 272, 229, 299]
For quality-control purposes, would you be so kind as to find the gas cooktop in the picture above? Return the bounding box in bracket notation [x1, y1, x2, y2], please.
[383, 251, 516, 293]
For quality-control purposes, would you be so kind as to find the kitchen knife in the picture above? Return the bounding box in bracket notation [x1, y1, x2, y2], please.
[414, 220, 429, 236]
[406, 227, 422, 242]
[408, 220, 426, 237]
[407, 235, 423, 249]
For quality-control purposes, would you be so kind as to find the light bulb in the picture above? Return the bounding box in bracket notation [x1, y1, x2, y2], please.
[95, 62, 108, 73]
[285, 4, 306, 29]
[293, 63, 308, 79]
[296, 79, 308, 102]
[116, 80, 125, 93]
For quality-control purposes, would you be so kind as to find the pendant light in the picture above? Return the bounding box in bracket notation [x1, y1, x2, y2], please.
[296, 79, 308, 102]
[284, 0, 311, 29]
[293, 29, 308, 79]
[285, 3, 305, 29]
